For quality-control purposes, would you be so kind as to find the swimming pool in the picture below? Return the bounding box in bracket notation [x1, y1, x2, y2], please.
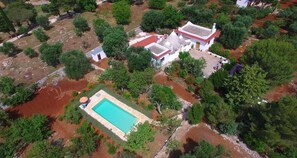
[92, 98, 137, 134]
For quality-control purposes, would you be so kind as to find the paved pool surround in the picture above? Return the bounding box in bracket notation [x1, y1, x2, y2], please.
[81, 90, 152, 141]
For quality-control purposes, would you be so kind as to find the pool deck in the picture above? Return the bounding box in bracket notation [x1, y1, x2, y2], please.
[80, 90, 152, 141]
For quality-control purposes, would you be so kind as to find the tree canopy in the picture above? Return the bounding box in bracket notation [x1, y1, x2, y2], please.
[243, 39, 297, 85]
[101, 61, 130, 90]
[27, 141, 64, 158]
[128, 68, 154, 98]
[149, 84, 182, 113]
[224, 64, 268, 107]
[60, 50, 92, 80]
[188, 103, 204, 124]
[39, 42, 63, 67]
[36, 15, 50, 30]
[0, 42, 19, 56]
[126, 46, 152, 72]
[140, 10, 164, 32]
[219, 23, 247, 49]
[181, 140, 226, 158]
[33, 28, 49, 42]
[126, 122, 155, 152]
[112, 0, 131, 25]
[148, 0, 166, 10]
[102, 26, 129, 59]
[162, 5, 183, 29]
[92, 18, 110, 42]
[241, 96, 297, 155]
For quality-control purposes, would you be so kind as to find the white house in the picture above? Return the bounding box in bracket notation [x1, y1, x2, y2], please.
[86, 46, 107, 62]
[145, 42, 171, 67]
[176, 21, 218, 51]
[236, 0, 249, 8]
[159, 31, 192, 62]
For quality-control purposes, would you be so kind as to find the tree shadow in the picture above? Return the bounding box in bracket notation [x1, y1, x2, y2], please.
[6, 109, 23, 120]
[168, 138, 198, 158]
[183, 138, 198, 154]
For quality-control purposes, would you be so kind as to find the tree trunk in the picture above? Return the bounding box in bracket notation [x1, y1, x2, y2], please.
[156, 102, 162, 114]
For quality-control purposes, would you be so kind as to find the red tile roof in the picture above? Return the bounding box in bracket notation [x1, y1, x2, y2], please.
[131, 35, 159, 47]
[175, 30, 219, 43]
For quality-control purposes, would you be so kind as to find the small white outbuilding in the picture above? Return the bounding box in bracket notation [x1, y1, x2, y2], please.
[86, 46, 107, 62]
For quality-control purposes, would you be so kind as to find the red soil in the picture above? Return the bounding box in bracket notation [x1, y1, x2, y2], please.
[7, 79, 88, 118]
[265, 72, 297, 102]
[252, 14, 276, 28]
[154, 73, 198, 104]
[91, 58, 110, 70]
[175, 123, 255, 158]
[280, 0, 297, 9]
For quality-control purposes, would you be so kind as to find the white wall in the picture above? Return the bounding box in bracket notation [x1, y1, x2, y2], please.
[236, 0, 249, 8]
[91, 51, 107, 62]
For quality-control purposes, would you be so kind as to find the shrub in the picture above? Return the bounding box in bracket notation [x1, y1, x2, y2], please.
[36, 15, 50, 30]
[33, 28, 49, 42]
[112, 0, 131, 25]
[107, 143, 116, 155]
[73, 16, 90, 33]
[187, 85, 195, 93]
[179, 69, 187, 79]
[140, 10, 164, 32]
[24, 47, 38, 58]
[218, 121, 238, 135]
[188, 103, 204, 124]
[148, 0, 166, 9]
[185, 76, 196, 84]
[177, 1, 186, 7]
[18, 26, 29, 35]
[72, 91, 78, 96]
[59, 104, 82, 124]
[0, 42, 19, 56]
[198, 80, 215, 100]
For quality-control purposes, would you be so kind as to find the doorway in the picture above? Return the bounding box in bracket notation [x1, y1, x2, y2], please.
[196, 42, 200, 49]
[97, 53, 101, 61]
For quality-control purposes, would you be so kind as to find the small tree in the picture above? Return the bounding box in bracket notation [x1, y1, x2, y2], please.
[126, 47, 152, 72]
[149, 84, 182, 113]
[100, 61, 130, 90]
[188, 103, 204, 124]
[24, 47, 38, 58]
[102, 27, 128, 59]
[73, 16, 90, 33]
[60, 50, 92, 80]
[0, 42, 19, 56]
[112, 0, 131, 25]
[0, 76, 15, 96]
[27, 141, 64, 158]
[198, 80, 215, 100]
[33, 28, 49, 42]
[36, 15, 50, 30]
[76, 0, 97, 12]
[67, 122, 98, 157]
[18, 26, 29, 35]
[140, 10, 164, 32]
[126, 122, 155, 152]
[92, 18, 110, 42]
[148, 0, 166, 10]
[39, 42, 63, 66]
[162, 5, 183, 29]
[166, 140, 181, 154]
[219, 23, 247, 49]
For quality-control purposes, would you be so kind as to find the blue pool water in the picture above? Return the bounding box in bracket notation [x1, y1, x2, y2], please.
[92, 98, 137, 134]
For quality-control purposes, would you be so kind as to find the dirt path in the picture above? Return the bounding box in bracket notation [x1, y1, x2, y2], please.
[154, 72, 198, 104]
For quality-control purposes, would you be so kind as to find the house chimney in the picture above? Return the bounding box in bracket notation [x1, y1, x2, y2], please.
[212, 23, 216, 33]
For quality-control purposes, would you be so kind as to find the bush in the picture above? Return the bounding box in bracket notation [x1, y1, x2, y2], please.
[198, 80, 214, 100]
[36, 15, 50, 30]
[187, 85, 195, 93]
[112, 1, 131, 25]
[18, 26, 29, 35]
[208, 69, 229, 89]
[33, 28, 49, 42]
[148, 0, 166, 9]
[24, 47, 38, 58]
[185, 76, 196, 84]
[188, 103, 204, 124]
[0, 42, 19, 56]
[60, 50, 92, 80]
[59, 104, 82, 124]
[218, 121, 238, 135]
[177, 1, 186, 7]
[179, 69, 187, 79]
[140, 10, 164, 32]
[73, 16, 90, 33]
[107, 143, 116, 155]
